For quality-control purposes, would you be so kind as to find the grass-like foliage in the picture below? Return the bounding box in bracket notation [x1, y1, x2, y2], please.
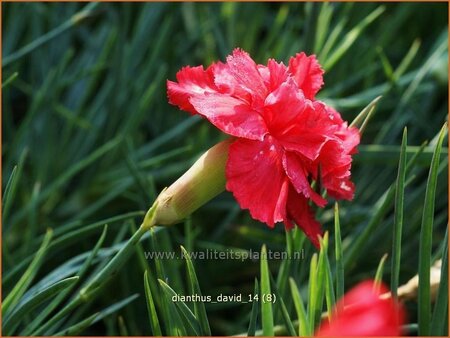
[2, 2, 448, 336]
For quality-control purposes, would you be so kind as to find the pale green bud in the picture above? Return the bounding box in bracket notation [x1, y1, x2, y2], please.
[150, 138, 232, 226]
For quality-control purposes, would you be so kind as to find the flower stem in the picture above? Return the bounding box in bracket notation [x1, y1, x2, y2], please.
[33, 203, 158, 335]
[32, 138, 225, 334]
[79, 224, 148, 298]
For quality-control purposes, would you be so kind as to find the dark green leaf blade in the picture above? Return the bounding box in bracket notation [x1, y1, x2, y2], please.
[391, 128, 407, 298]
[144, 270, 162, 336]
[247, 279, 260, 337]
[418, 123, 447, 335]
[430, 230, 448, 336]
[260, 244, 274, 336]
[180, 246, 211, 335]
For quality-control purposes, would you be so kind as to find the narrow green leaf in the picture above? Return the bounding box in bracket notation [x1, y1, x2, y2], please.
[289, 278, 309, 336]
[292, 227, 306, 255]
[307, 253, 318, 332]
[268, 273, 296, 336]
[419, 123, 448, 335]
[53, 211, 144, 240]
[144, 270, 162, 336]
[22, 225, 108, 336]
[374, 253, 388, 292]
[314, 2, 333, 53]
[2, 228, 53, 316]
[129, 221, 150, 273]
[53, 313, 98, 336]
[247, 279, 259, 337]
[54, 294, 139, 336]
[3, 148, 28, 225]
[136, 116, 200, 158]
[375, 37, 447, 143]
[3, 276, 79, 335]
[2, 72, 18, 88]
[334, 203, 344, 300]
[356, 144, 442, 166]
[393, 39, 421, 81]
[431, 230, 448, 336]
[150, 228, 176, 336]
[122, 140, 154, 203]
[376, 46, 395, 81]
[52, 104, 93, 130]
[391, 128, 407, 298]
[260, 244, 274, 336]
[79, 225, 147, 298]
[2, 166, 16, 212]
[93, 294, 140, 324]
[118, 316, 129, 336]
[180, 246, 211, 335]
[30, 297, 80, 335]
[275, 229, 293, 317]
[2, 2, 100, 67]
[323, 247, 336, 319]
[314, 233, 329, 326]
[74, 181, 131, 221]
[11, 136, 122, 226]
[349, 95, 381, 134]
[318, 15, 347, 63]
[158, 279, 201, 336]
[323, 6, 385, 70]
[32, 227, 148, 336]
[159, 287, 188, 337]
[345, 141, 428, 269]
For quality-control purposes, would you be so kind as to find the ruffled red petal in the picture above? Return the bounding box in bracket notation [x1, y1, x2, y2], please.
[288, 52, 324, 99]
[282, 151, 327, 207]
[326, 176, 355, 201]
[168, 49, 360, 249]
[225, 138, 288, 226]
[213, 61, 251, 103]
[189, 93, 268, 141]
[338, 124, 360, 155]
[258, 59, 289, 92]
[314, 138, 355, 200]
[279, 101, 337, 160]
[224, 48, 268, 107]
[263, 80, 306, 135]
[167, 65, 218, 114]
[285, 186, 322, 248]
[324, 104, 360, 155]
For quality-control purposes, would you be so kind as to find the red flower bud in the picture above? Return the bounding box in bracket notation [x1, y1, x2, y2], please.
[316, 280, 405, 336]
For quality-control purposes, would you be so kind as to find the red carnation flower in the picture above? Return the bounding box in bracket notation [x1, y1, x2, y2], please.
[316, 280, 405, 336]
[167, 49, 359, 247]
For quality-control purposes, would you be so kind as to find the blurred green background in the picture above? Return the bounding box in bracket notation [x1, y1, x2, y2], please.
[2, 2, 448, 336]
